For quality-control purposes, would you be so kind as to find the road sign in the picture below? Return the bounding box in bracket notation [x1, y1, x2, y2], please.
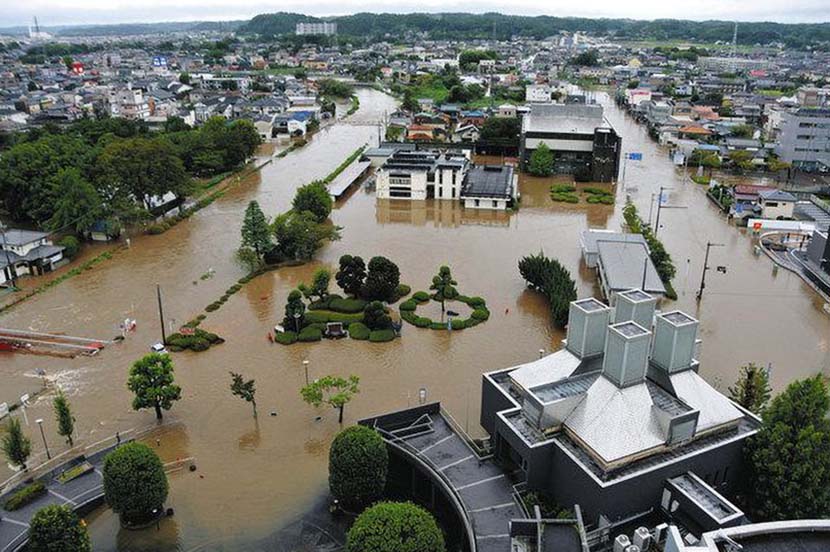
[627, 152, 643, 161]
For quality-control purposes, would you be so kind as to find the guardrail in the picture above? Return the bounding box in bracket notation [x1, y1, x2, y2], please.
[372, 425, 478, 552]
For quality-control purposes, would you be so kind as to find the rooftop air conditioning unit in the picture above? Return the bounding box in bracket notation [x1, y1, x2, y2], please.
[614, 534, 631, 552]
[633, 527, 652, 550]
[654, 523, 669, 544]
[624, 546, 641, 552]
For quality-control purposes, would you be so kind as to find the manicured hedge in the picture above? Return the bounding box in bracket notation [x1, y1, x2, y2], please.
[399, 299, 417, 312]
[369, 329, 396, 342]
[4, 481, 46, 511]
[329, 426, 388, 507]
[471, 308, 490, 321]
[275, 331, 298, 345]
[412, 291, 430, 303]
[304, 310, 364, 325]
[298, 326, 323, 342]
[349, 322, 370, 340]
[401, 293, 490, 332]
[166, 328, 224, 352]
[392, 284, 411, 301]
[328, 297, 367, 314]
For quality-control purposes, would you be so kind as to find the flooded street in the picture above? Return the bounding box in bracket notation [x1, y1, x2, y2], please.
[1, 88, 829, 550]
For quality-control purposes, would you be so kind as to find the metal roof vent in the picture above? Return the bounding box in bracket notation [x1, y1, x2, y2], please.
[602, 321, 652, 387]
[652, 311, 699, 374]
[565, 298, 612, 359]
[614, 289, 657, 330]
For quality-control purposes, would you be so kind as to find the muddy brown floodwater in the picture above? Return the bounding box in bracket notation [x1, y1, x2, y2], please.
[1, 88, 829, 550]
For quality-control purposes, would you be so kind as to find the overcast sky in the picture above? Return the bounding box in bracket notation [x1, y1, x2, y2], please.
[2, 0, 828, 28]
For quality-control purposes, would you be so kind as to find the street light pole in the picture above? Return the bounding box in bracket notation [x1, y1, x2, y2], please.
[303, 360, 310, 386]
[156, 284, 167, 345]
[35, 419, 50, 460]
[696, 242, 725, 301]
[654, 186, 666, 237]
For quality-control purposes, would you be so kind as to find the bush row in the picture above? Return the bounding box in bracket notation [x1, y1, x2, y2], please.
[166, 328, 224, 352]
[399, 294, 490, 331]
[4, 481, 46, 511]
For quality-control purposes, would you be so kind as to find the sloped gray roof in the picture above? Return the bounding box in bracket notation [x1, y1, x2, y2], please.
[597, 240, 666, 295]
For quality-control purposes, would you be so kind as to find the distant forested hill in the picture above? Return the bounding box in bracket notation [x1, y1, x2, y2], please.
[240, 12, 830, 48]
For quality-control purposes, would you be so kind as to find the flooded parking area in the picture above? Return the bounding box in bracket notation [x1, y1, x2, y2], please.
[1, 88, 828, 550]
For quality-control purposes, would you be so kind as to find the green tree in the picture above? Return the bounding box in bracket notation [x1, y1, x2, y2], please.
[283, 289, 306, 332]
[126, 353, 182, 420]
[335, 255, 366, 297]
[178, 72, 191, 84]
[229, 372, 257, 417]
[731, 124, 754, 138]
[28, 504, 91, 552]
[293, 180, 333, 223]
[480, 117, 521, 143]
[363, 301, 392, 330]
[518, 252, 577, 329]
[53, 389, 76, 447]
[329, 426, 388, 507]
[272, 210, 341, 260]
[299, 267, 331, 302]
[0, 134, 90, 223]
[728, 363, 772, 414]
[1, 417, 32, 471]
[362, 256, 400, 302]
[301, 375, 360, 424]
[430, 265, 458, 313]
[728, 149, 754, 172]
[96, 137, 192, 211]
[46, 168, 102, 234]
[746, 375, 830, 520]
[528, 143, 555, 177]
[571, 49, 599, 66]
[346, 502, 445, 552]
[103, 442, 168, 524]
[163, 116, 190, 133]
[240, 200, 272, 258]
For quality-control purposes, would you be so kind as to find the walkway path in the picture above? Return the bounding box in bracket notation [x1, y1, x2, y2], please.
[363, 405, 526, 552]
[0, 432, 191, 552]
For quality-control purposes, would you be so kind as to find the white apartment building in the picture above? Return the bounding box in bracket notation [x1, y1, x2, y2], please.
[111, 88, 150, 120]
[376, 150, 469, 201]
[295, 22, 337, 36]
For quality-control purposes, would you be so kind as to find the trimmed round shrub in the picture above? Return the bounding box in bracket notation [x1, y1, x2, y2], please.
[298, 326, 323, 342]
[450, 318, 467, 330]
[471, 308, 490, 321]
[146, 222, 169, 235]
[369, 329, 396, 342]
[275, 331, 298, 345]
[349, 322, 370, 340]
[329, 426, 388, 506]
[189, 337, 210, 351]
[103, 442, 168, 524]
[346, 501, 445, 552]
[399, 299, 417, 312]
[412, 291, 430, 303]
[393, 283, 411, 301]
[28, 504, 91, 552]
[464, 296, 486, 308]
[429, 321, 446, 330]
[205, 302, 221, 312]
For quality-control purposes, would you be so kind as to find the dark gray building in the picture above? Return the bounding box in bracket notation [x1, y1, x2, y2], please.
[480, 290, 760, 530]
[519, 103, 621, 182]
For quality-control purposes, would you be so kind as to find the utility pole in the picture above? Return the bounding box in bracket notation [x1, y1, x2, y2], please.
[696, 242, 725, 301]
[156, 284, 167, 344]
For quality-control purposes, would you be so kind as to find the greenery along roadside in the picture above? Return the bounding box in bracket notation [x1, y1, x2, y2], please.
[518, 252, 577, 329]
[0, 245, 125, 315]
[622, 200, 678, 300]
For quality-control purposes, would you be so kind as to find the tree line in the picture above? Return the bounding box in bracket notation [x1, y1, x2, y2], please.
[240, 12, 830, 48]
[0, 116, 261, 236]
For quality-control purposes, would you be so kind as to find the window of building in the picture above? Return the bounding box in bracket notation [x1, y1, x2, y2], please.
[474, 199, 480, 207]
[439, 171, 443, 184]
[438, 188, 443, 198]
[452, 188, 456, 199]
[452, 172, 456, 185]
[492, 200, 498, 208]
